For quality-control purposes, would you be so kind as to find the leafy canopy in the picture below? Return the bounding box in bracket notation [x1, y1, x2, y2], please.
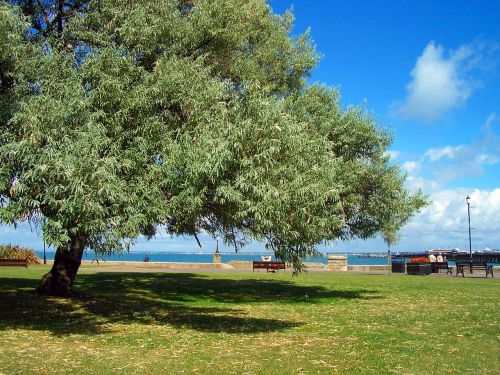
[0, 0, 426, 270]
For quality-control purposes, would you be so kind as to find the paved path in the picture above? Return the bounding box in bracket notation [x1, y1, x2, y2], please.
[78, 265, 497, 278]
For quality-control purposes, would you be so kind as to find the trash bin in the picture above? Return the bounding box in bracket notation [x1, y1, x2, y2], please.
[391, 258, 405, 273]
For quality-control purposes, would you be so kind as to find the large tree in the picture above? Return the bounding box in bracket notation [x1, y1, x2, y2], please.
[1, 0, 427, 295]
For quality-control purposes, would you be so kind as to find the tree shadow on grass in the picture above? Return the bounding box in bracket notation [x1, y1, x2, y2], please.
[77, 272, 382, 303]
[0, 273, 381, 336]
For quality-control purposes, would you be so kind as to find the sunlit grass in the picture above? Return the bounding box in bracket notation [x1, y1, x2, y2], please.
[0, 266, 498, 374]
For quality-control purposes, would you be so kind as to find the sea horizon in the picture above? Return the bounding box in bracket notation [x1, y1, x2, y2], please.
[34, 250, 394, 266]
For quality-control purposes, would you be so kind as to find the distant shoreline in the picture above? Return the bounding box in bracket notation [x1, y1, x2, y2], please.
[35, 251, 392, 266]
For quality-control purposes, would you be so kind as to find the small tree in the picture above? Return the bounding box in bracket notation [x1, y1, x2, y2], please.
[382, 227, 400, 269]
[1, 1, 427, 295]
[382, 229, 400, 253]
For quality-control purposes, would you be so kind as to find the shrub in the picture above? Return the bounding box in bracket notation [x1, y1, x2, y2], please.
[0, 244, 41, 265]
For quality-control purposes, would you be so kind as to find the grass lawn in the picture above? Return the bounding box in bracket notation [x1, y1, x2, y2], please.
[0, 266, 498, 374]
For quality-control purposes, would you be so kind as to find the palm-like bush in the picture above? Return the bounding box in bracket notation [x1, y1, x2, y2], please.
[0, 244, 41, 265]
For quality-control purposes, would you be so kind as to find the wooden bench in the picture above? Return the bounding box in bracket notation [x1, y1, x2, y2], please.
[0, 258, 28, 268]
[431, 262, 452, 274]
[455, 261, 493, 278]
[252, 261, 285, 272]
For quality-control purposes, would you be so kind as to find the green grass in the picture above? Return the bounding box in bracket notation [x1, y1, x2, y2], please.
[0, 266, 498, 374]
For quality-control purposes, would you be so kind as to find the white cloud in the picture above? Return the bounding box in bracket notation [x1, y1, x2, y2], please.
[482, 112, 497, 129]
[411, 114, 500, 183]
[405, 175, 441, 193]
[397, 41, 480, 122]
[425, 145, 465, 161]
[425, 147, 499, 184]
[401, 188, 500, 250]
[402, 160, 420, 174]
[328, 188, 500, 252]
[372, 113, 500, 251]
[475, 153, 499, 165]
[386, 150, 400, 160]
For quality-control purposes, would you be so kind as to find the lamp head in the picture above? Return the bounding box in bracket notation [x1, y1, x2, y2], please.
[466, 195, 470, 204]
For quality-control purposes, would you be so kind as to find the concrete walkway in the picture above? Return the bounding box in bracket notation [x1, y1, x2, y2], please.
[76, 261, 498, 278]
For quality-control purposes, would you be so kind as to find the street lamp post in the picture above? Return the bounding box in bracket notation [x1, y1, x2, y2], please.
[43, 239, 46, 265]
[466, 195, 472, 260]
[465, 195, 475, 273]
[212, 236, 221, 264]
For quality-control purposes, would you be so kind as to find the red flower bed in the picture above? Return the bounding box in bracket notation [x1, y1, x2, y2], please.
[409, 256, 430, 263]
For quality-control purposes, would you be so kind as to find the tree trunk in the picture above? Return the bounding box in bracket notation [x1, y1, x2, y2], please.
[37, 236, 86, 296]
[56, 0, 64, 33]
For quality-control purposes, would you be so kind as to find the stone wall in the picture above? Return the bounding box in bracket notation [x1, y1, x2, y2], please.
[80, 260, 235, 269]
[327, 254, 347, 271]
[212, 253, 222, 264]
[348, 265, 390, 273]
[227, 261, 253, 269]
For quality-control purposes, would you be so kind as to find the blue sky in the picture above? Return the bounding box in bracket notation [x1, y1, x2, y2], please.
[1, 0, 499, 254]
[269, 0, 500, 252]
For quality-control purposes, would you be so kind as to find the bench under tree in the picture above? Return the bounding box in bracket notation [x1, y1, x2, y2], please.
[0, 259, 29, 268]
[252, 261, 286, 272]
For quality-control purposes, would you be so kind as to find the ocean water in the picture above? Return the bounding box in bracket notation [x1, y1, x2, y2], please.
[35, 251, 390, 266]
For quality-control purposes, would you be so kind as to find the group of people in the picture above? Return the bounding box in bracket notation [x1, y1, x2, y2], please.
[428, 253, 446, 262]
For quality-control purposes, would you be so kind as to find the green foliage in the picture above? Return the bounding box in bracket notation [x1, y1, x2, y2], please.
[382, 228, 400, 251]
[0, 0, 427, 271]
[0, 244, 40, 264]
